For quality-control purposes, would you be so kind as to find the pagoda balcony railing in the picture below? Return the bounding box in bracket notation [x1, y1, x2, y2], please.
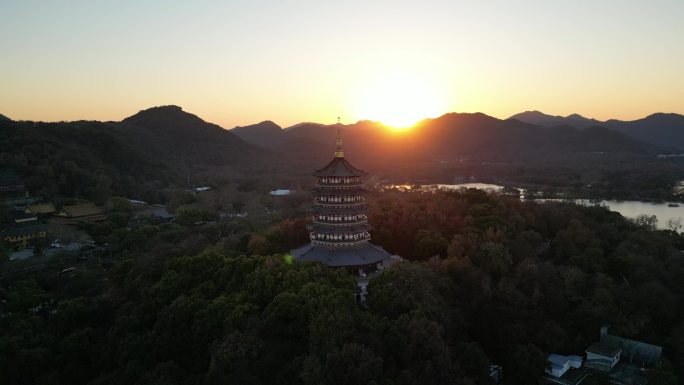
[314, 198, 366, 205]
[311, 232, 371, 241]
[313, 202, 367, 208]
[315, 182, 364, 188]
[312, 219, 367, 226]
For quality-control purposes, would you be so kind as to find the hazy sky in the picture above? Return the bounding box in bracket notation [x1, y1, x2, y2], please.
[1, 0, 683, 127]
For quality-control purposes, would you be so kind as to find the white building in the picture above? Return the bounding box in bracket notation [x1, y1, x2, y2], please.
[546, 354, 583, 378]
[269, 189, 292, 196]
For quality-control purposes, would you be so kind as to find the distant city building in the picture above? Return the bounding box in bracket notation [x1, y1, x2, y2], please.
[291, 122, 397, 300]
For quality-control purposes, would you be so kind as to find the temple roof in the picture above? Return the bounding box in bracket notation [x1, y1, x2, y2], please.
[313, 157, 367, 177]
[291, 242, 391, 267]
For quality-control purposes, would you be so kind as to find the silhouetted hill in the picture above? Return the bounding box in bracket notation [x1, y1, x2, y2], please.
[231, 120, 285, 146]
[510, 110, 684, 150]
[508, 110, 602, 128]
[547, 126, 659, 154]
[121, 105, 262, 166]
[0, 113, 11, 122]
[411, 113, 658, 161]
[0, 106, 273, 202]
[605, 113, 684, 150]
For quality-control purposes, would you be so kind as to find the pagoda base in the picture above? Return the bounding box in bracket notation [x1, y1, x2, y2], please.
[291, 241, 392, 268]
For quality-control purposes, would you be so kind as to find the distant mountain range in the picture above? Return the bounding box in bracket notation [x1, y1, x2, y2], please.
[231, 111, 668, 162]
[2, 105, 683, 201]
[508, 111, 602, 129]
[508, 110, 684, 149]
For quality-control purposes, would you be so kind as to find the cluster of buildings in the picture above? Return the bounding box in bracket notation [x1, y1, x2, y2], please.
[0, 170, 176, 261]
[544, 327, 663, 385]
[2, 199, 106, 257]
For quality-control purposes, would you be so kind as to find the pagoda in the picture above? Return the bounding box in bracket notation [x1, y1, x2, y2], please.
[291, 122, 393, 280]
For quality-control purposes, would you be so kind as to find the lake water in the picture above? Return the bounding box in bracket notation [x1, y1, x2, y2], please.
[381, 183, 505, 192]
[571, 200, 683, 231]
[380, 183, 683, 231]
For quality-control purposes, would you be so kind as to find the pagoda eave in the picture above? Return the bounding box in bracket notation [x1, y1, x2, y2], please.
[291, 242, 391, 267]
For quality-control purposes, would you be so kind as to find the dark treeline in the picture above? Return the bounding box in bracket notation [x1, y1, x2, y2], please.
[1, 190, 683, 384]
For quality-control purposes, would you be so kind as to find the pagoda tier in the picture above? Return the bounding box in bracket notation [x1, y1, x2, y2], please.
[312, 186, 366, 195]
[291, 125, 391, 269]
[308, 223, 372, 234]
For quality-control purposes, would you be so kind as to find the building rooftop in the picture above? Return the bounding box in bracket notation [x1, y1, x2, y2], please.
[270, 189, 292, 196]
[60, 203, 105, 218]
[12, 210, 38, 222]
[291, 242, 391, 267]
[548, 354, 571, 366]
[602, 334, 662, 365]
[26, 203, 56, 214]
[586, 342, 622, 358]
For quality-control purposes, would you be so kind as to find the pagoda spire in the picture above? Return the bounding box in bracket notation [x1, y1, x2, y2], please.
[335, 117, 344, 158]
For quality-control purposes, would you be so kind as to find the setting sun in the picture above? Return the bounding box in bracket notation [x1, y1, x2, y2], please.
[351, 71, 449, 129]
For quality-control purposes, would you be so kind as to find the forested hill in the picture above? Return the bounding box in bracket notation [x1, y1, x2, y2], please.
[1, 190, 682, 384]
[0, 106, 275, 203]
[231, 120, 285, 147]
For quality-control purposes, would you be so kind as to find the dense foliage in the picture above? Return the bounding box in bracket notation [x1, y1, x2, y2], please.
[1, 190, 683, 384]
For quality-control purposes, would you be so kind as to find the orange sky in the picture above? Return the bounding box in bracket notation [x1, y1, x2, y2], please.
[1, 1, 682, 128]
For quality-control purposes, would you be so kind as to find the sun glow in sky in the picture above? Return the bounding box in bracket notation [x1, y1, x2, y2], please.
[351, 70, 449, 129]
[0, 1, 683, 127]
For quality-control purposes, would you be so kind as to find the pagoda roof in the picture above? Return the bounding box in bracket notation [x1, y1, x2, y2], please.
[291, 242, 391, 267]
[313, 157, 367, 177]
